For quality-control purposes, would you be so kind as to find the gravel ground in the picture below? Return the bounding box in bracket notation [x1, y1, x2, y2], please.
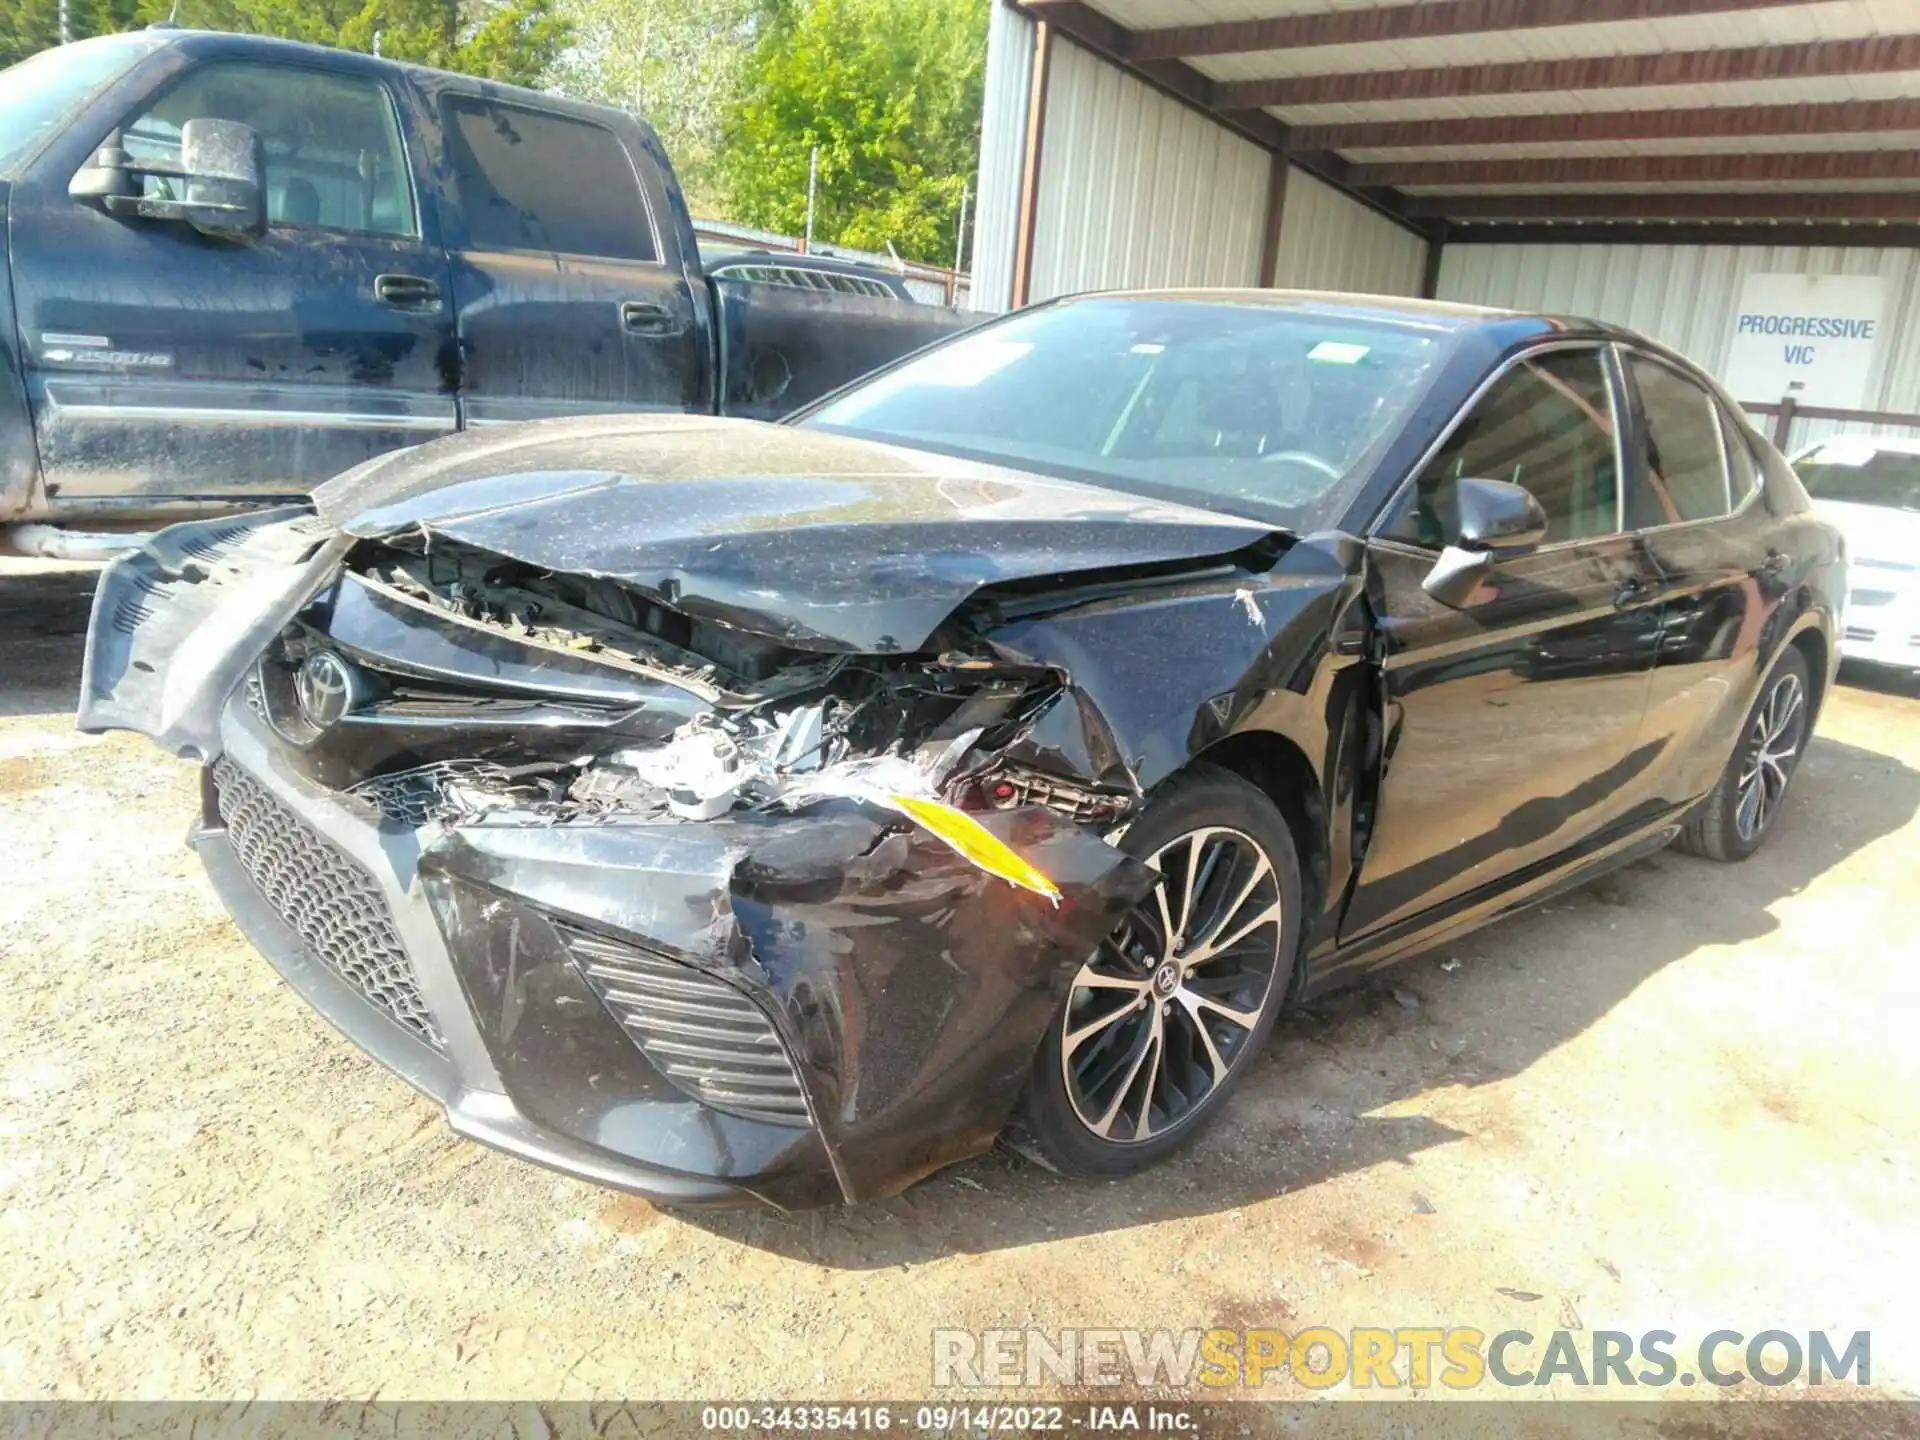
[2, 557, 1917, 1427]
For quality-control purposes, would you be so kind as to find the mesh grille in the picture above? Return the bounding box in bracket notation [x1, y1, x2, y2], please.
[211, 759, 442, 1050]
[557, 924, 810, 1126]
[346, 759, 529, 827]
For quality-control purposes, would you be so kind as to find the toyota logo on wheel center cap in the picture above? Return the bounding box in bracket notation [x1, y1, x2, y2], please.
[1152, 962, 1180, 998]
[294, 651, 364, 731]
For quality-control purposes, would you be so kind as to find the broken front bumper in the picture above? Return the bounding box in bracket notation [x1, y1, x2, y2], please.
[189, 675, 1150, 1210]
[83, 512, 1156, 1207]
[198, 703, 839, 1207]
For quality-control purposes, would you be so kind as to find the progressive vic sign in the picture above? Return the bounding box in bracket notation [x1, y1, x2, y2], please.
[1723, 272, 1886, 411]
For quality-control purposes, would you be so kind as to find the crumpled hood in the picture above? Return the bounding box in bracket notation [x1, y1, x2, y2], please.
[317, 413, 1281, 653]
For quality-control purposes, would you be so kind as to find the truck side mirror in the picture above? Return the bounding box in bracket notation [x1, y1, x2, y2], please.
[72, 118, 265, 241]
[69, 128, 136, 201]
[177, 118, 265, 238]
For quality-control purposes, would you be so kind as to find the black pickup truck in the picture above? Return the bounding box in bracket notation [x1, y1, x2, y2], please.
[0, 30, 970, 554]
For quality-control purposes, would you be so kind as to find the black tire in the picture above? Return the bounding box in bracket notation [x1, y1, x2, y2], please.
[1019, 763, 1303, 1179]
[1675, 645, 1813, 862]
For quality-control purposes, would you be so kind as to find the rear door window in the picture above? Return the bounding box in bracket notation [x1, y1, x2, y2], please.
[1629, 356, 1734, 526]
[441, 98, 657, 261]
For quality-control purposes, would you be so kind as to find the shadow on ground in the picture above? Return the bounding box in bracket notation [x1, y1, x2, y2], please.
[1839, 658, 1920, 702]
[0, 563, 97, 718]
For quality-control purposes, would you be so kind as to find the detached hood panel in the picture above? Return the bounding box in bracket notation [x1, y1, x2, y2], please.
[318, 414, 1281, 653]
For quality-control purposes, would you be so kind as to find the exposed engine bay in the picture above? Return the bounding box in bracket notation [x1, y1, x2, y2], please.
[285, 535, 1134, 894]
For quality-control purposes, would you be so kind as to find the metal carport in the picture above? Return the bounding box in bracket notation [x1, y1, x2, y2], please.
[966, 0, 1920, 441]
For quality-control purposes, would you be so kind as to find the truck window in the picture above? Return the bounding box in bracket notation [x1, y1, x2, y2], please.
[441, 98, 658, 262]
[122, 63, 416, 238]
[712, 262, 899, 299]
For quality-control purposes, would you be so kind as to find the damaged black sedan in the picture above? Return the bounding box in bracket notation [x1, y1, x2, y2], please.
[79, 293, 1844, 1209]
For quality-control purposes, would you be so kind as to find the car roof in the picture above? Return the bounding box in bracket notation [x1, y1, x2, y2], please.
[1055, 287, 1647, 343]
[1053, 287, 1743, 389]
[1098, 287, 1516, 321]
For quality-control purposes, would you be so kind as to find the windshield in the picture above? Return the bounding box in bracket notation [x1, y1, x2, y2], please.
[803, 296, 1453, 527]
[1796, 441, 1920, 514]
[0, 35, 159, 178]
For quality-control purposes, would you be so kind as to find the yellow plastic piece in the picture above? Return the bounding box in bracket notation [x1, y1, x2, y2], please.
[884, 793, 1062, 905]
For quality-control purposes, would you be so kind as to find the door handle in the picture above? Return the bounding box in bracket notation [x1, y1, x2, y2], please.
[620, 300, 682, 335]
[1613, 576, 1647, 608]
[374, 273, 441, 310]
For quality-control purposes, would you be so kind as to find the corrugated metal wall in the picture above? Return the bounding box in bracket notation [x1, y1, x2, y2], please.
[1438, 242, 1920, 450]
[1027, 39, 1270, 303]
[969, 0, 1035, 314]
[1272, 168, 1429, 298]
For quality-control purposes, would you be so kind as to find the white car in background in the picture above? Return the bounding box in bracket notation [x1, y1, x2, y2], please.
[1794, 436, 1920, 676]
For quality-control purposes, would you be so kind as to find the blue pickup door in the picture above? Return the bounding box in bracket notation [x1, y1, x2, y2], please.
[6, 39, 459, 512]
[426, 82, 712, 427]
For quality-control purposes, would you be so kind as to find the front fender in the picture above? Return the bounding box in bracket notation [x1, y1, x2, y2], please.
[982, 536, 1365, 795]
[76, 508, 341, 757]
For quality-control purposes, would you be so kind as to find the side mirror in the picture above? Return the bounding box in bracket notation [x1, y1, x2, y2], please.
[178, 118, 265, 237]
[1421, 476, 1550, 606]
[68, 129, 136, 201]
[1450, 475, 1550, 551]
[73, 118, 265, 240]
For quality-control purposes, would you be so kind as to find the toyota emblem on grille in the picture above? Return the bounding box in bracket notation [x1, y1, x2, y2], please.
[294, 652, 363, 730]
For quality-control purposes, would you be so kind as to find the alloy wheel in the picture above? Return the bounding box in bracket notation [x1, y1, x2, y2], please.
[1059, 826, 1284, 1144]
[1734, 670, 1806, 842]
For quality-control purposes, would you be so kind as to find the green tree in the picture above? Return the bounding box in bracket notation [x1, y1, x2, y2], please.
[715, 0, 985, 265]
[548, 0, 771, 211]
[2, 0, 565, 86]
[4, 0, 141, 66]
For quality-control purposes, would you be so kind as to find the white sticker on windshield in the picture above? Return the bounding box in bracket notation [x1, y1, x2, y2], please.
[1130, 343, 1165, 355]
[1809, 438, 1875, 467]
[1309, 341, 1370, 365]
[909, 337, 1034, 387]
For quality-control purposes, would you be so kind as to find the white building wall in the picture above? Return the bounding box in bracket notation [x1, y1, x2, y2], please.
[1271, 168, 1428, 298]
[968, 0, 1035, 314]
[1437, 242, 1920, 449]
[1027, 39, 1269, 303]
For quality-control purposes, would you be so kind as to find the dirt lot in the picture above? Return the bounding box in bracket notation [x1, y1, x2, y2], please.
[2, 556, 1917, 1424]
